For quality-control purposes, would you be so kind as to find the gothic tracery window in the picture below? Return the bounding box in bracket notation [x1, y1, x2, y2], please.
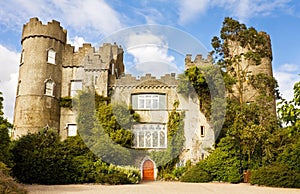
[132, 124, 167, 148]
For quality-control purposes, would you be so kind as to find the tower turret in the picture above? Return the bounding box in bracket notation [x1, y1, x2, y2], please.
[13, 18, 67, 138]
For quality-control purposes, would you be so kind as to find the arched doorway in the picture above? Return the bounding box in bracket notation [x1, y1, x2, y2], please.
[142, 160, 154, 181]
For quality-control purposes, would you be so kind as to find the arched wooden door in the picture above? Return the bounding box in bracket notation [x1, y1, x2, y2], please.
[142, 160, 154, 181]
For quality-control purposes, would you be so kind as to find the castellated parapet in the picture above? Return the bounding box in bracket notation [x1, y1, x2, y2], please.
[22, 17, 67, 44]
[185, 54, 213, 70]
[114, 73, 178, 88]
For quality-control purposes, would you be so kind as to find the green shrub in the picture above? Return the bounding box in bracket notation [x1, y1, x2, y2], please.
[112, 165, 141, 184]
[200, 148, 242, 183]
[172, 166, 187, 180]
[11, 130, 141, 185]
[0, 162, 27, 194]
[250, 163, 300, 188]
[59, 96, 73, 108]
[181, 165, 212, 183]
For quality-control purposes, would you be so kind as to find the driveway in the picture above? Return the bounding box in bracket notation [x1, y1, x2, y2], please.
[25, 181, 300, 194]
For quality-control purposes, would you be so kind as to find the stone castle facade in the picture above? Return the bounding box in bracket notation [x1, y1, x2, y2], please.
[13, 18, 275, 180]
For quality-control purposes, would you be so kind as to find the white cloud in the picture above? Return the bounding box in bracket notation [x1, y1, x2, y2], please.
[0, 0, 123, 36]
[0, 45, 19, 122]
[52, 0, 123, 35]
[136, 8, 165, 24]
[177, 0, 292, 24]
[274, 63, 300, 101]
[125, 32, 179, 77]
[67, 36, 86, 51]
[178, 0, 209, 25]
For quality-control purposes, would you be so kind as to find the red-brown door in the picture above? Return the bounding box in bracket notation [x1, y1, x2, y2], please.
[142, 160, 154, 181]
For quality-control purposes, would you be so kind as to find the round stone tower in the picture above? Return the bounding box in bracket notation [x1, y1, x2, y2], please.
[13, 18, 66, 138]
[226, 31, 276, 113]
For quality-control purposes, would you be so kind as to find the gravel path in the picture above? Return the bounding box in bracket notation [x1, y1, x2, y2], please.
[25, 181, 300, 194]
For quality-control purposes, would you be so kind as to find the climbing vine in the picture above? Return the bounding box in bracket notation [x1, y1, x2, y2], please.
[150, 101, 185, 178]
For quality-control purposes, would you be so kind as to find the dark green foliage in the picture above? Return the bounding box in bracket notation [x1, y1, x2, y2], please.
[11, 129, 71, 184]
[277, 137, 300, 172]
[212, 17, 272, 67]
[76, 91, 143, 166]
[11, 129, 140, 185]
[251, 135, 300, 188]
[59, 96, 73, 108]
[182, 136, 242, 183]
[250, 163, 300, 188]
[181, 165, 212, 183]
[96, 173, 129, 184]
[0, 92, 12, 166]
[97, 102, 135, 148]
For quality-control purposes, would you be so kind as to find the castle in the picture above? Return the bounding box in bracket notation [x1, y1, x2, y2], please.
[13, 18, 275, 180]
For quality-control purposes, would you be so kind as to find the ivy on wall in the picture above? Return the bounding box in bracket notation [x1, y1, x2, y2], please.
[150, 101, 185, 178]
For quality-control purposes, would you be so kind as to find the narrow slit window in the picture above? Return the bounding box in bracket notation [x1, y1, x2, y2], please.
[200, 126, 205, 137]
[21, 50, 24, 64]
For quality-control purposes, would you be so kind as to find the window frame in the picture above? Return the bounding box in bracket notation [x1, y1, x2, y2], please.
[47, 48, 56, 64]
[70, 80, 83, 97]
[67, 124, 77, 137]
[200, 125, 205, 137]
[132, 123, 167, 149]
[44, 79, 55, 96]
[137, 94, 160, 110]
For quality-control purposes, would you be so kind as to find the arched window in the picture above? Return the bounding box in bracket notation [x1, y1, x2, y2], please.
[47, 49, 56, 64]
[45, 79, 55, 96]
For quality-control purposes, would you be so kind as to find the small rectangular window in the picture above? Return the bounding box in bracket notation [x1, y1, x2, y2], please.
[45, 80, 54, 96]
[67, 124, 77, 137]
[47, 49, 56, 64]
[200, 126, 205, 137]
[70, 80, 82, 97]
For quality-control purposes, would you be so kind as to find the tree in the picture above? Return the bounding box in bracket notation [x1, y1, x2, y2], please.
[76, 90, 143, 166]
[278, 79, 300, 135]
[0, 92, 12, 165]
[182, 18, 280, 177]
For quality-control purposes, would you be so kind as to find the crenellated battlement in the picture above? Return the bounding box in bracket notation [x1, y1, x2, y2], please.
[185, 54, 213, 70]
[114, 73, 178, 88]
[22, 17, 67, 44]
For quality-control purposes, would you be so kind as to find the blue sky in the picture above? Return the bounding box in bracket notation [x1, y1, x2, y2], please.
[0, 0, 300, 122]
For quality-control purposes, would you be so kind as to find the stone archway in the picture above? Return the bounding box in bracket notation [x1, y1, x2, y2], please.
[142, 159, 155, 181]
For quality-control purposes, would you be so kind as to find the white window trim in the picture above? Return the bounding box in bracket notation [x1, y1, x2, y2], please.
[67, 124, 77, 137]
[47, 48, 56, 64]
[45, 79, 55, 96]
[200, 126, 205, 137]
[137, 94, 159, 110]
[70, 80, 83, 97]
